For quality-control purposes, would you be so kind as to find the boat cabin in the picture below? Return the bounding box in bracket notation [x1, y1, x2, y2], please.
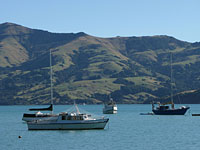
[157, 105, 169, 110]
[59, 112, 92, 121]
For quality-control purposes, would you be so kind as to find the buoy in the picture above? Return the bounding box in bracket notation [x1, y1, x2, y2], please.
[18, 136, 22, 138]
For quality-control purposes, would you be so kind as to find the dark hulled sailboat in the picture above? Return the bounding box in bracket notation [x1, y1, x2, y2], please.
[152, 102, 189, 115]
[152, 53, 190, 115]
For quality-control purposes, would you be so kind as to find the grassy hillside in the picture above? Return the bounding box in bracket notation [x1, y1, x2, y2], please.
[1, 22, 200, 104]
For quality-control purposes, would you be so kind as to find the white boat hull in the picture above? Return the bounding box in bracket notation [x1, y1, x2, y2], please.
[103, 109, 117, 114]
[22, 116, 58, 122]
[103, 106, 117, 114]
[27, 119, 109, 130]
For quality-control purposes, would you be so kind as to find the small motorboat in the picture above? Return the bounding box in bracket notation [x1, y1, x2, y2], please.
[192, 114, 200, 116]
[140, 112, 154, 115]
[103, 98, 117, 114]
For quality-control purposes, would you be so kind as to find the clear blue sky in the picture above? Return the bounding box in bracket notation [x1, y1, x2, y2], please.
[0, 0, 200, 42]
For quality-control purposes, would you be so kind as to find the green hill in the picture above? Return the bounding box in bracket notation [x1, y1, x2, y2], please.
[0, 22, 200, 104]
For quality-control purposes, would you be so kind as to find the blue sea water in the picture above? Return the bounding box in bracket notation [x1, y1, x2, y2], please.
[0, 104, 200, 150]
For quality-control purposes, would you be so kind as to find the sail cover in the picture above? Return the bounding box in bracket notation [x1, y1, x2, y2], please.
[29, 104, 53, 111]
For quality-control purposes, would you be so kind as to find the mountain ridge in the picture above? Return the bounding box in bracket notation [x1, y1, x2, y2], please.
[1, 22, 200, 105]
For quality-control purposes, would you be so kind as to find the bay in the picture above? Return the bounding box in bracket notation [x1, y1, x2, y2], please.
[0, 104, 199, 150]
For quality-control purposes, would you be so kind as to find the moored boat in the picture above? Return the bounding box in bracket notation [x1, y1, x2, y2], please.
[22, 49, 57, 122]
[152, 102, 189, 115]
[152, 53, 190, 115]
[192, 114, 200, 116]
[103, 98, 117, 114]
[27, 104, 109, 130]
[22, 106, 58, 122]
[140, 112, 154, 115]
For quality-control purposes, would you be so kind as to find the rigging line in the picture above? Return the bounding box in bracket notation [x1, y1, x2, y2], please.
[174, 81, 182, 104]
[62, 105, 103, 118]
[50, 49, 53, 113]
[170, 52, 173, 103]
[170, 52, 181, 104]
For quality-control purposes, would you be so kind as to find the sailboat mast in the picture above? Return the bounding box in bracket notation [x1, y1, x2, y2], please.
[170, 52, 174, 104]
[50, 49, 53, 112]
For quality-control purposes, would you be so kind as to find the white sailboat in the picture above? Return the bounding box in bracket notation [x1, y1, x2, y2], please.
[27, 103, 109, 130]
[22, 49, 58, 121]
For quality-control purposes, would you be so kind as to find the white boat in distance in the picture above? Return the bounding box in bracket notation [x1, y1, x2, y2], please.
[27, 104, 109, 130]
[103, 98, 117, 114]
